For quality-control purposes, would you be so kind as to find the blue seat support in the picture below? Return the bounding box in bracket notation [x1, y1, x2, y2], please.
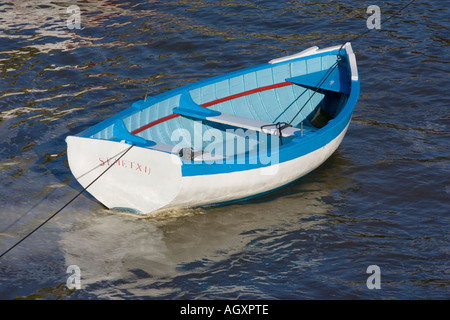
[173, 91, 221, 120]
[113, 119, 156, 147]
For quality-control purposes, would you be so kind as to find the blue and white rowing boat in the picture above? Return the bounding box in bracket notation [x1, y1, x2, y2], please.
[66, 42, 360, 215]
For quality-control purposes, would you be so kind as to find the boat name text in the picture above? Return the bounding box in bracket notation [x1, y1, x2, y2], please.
[99, 157, 151, 175]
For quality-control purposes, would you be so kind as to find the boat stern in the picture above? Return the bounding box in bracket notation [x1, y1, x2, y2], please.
[66, 136, 183, 214]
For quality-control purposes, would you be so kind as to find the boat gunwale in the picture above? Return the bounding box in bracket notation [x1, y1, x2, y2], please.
[75, 44, 356, 137]
[69, 43, 359, 174]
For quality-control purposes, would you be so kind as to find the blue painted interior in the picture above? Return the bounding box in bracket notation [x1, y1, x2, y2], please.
[76, 46, 359, 175]
[286, 64, 350, 94]
[111, 119, 156, 147]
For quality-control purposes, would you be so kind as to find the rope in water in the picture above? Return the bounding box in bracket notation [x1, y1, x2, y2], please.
[0, 143, 135, 259]
[0, 0, 417, 260]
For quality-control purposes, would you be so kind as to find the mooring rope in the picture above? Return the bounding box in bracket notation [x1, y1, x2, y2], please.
[276, 0, 417, 128]
[0, 0, 417, 260]
[0, 143, 135, 259]
[338, 0, 416, 55]
[287, 59, 340, 126]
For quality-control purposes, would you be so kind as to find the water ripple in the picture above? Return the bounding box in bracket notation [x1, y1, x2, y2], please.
[1, 0, 448, 300]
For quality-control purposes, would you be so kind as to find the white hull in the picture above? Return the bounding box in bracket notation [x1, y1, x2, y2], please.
[66, 124, 348, 214]
[66, 43, 359, 215]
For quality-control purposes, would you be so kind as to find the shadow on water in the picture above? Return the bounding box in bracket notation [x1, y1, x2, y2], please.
[54, 151, 354, 299]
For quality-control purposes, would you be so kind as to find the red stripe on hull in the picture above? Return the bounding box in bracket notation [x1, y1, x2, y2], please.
[201, 81, 292, 107]
[132, 81, 292, 135]
[131, 113, 179, 135]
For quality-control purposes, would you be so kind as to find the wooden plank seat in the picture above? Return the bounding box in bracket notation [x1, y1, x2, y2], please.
[112, 118, 225, 161]
[173, 91, 301, 137]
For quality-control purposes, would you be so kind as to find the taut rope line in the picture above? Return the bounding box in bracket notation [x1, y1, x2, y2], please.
[0, 144, 135, 259]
